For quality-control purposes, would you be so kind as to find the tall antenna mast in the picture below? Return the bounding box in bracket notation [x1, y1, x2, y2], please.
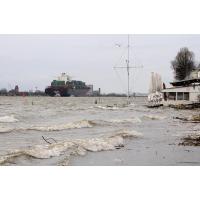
[127, 34, 130, 99]
[114, 34, 143, 103]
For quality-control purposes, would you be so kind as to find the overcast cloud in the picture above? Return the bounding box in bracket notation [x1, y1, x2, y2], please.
[0, 34, 200, 93]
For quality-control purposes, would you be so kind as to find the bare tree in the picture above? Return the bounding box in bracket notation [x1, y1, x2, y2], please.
[171, 47, 196, 81]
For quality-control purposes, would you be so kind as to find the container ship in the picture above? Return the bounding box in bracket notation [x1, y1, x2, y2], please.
[45, 73, 91, 97]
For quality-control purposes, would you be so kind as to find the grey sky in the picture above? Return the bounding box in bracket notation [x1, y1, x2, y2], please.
[0, 34, 200, 93]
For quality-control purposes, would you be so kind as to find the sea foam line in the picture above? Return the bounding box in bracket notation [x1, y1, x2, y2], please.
[0, 115, 19, 123]
[27, 120, 95, 132]
[142, 114, 166, 120]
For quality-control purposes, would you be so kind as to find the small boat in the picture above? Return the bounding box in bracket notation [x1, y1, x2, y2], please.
[147, 72, 163, 108]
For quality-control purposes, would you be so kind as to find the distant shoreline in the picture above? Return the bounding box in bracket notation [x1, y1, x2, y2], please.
[0, 95, 148, 97]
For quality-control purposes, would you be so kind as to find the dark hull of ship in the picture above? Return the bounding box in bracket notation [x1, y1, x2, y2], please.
[45, 86, 90, 97]
[68, 88, 90, 97]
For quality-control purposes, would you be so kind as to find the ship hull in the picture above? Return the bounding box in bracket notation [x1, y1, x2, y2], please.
[45, 86, 70, 97]
[45, 86, 90, 97]
[68, 88, 90, 97]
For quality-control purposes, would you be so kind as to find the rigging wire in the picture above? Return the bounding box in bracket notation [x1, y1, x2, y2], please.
[113, 46, 128, 68]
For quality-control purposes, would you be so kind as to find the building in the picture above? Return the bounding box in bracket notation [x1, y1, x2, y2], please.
[86, 85, 94, 96]
[162, 68, 200, 105]
[15, 85, 19, 93]
[8, 85, 19, 96]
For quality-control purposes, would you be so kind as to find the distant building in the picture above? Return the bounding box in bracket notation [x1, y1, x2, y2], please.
[0, 88, 7, 96]
[162, 68, 200, 104]
[87, 85, 93, 96]
[92, 90, 100, 96]
[15, 85, 19, 93]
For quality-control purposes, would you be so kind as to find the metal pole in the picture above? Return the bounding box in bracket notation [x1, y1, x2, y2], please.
[127, 34, 130, 101]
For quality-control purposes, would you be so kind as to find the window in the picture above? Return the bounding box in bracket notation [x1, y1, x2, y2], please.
[183, 92, 189, 100]
[168, 92, 176, 100]
[177, 92, 183, 100]
[198, 71, 200, 78]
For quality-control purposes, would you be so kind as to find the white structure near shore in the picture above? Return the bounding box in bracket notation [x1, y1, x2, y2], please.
[162, 68, 200, 105]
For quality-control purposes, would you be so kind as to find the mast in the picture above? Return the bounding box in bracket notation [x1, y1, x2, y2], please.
[127, 35, 130, 100]
[114, 34, 143, 103]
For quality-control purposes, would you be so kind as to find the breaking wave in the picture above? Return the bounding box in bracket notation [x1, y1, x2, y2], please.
[0, 115, 19, 123]
[27, 120, 95, 132]
[0, 127, 13, 133]
[0, 117, 142, 134]
[0, 120, 95, 134]
[142, 114, 166, 120]
[107, 117, 142, 124]
[0, 130, 142, 165]
[94, 105, 119, 110]
[28, 117, 142, 131]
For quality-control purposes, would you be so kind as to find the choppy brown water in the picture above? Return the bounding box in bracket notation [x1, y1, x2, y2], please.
[0, 96, 200, 166]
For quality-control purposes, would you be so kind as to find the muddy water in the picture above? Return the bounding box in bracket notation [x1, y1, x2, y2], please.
[0, 96, 200, 166]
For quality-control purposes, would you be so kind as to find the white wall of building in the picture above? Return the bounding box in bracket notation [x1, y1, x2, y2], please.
[162, 85, 200, 102]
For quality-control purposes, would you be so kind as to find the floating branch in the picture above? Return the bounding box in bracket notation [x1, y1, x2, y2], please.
[42, 136, 57, 144]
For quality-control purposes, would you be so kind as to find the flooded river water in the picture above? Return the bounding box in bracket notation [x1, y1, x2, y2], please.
[0, 96, 200, 166]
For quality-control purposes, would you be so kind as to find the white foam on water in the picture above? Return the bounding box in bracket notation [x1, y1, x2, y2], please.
[0, 129, 142, 165]
[0, 126, 13, 133]
[133, 107, 151, 112]
[142, 114, 166, 120]
[0, 115, 19, 123]
[95, 105, 119, 110]
[24, 142, 76, 158]
[0, 117, 141, 134]
[108, 117, 142, 124]
[114, 130, 143, 138]
[0, 120, 95, 134]
[27, 120, 94, 132]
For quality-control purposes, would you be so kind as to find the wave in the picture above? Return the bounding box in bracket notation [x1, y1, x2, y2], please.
[0, 130, 142, 165]
[0, 116, 142, 134]
[142, 114, 166, 120]
[107, 117, 142, 124]
[94, 105, 119, 110]
[27, 120, 95, 132]
[132, 107, 151, 112]
[0, 120, 95, 134]
[0, 115, 19, 123]
[0, 127, 13, 133]
[28, 117, 142, 131]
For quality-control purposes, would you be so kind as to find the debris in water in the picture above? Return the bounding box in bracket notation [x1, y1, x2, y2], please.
[174, 115, 200, 123]
[179, 134, 200, 146]
[115, 144, 124, 149]
[168, 143, 176, 146]
[191, 115, 200, 122]
[184, 150, 192, 152]
[42, 136, 57, 144]
[169, 103, 200, 110]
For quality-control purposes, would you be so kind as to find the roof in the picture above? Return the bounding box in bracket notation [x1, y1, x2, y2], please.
[170, 78, 200, 86]
[162, 86, 191, 93]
